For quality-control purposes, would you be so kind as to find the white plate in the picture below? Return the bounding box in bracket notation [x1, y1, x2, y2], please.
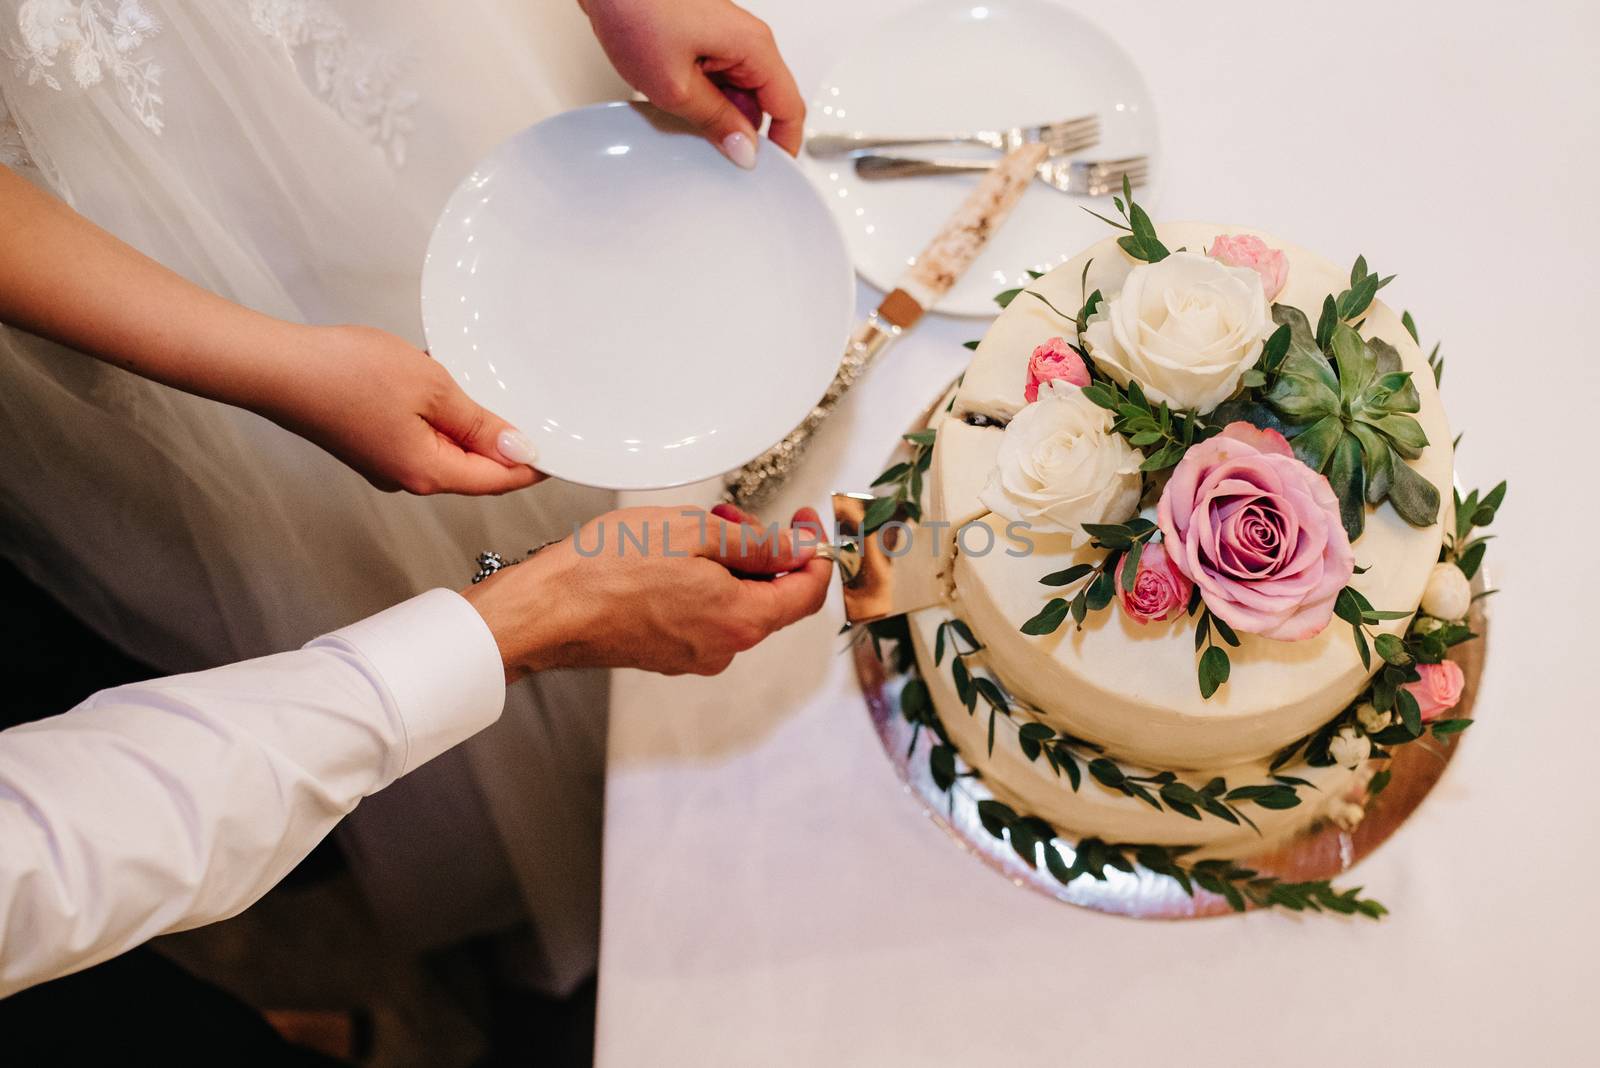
[422, 102, 855, 491]
[805, 0, 1159, 318]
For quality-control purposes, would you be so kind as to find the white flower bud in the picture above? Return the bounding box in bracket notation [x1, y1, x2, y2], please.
[1329, 800, 1366, 832]
[1420, 561, 1472, 621]
[1328, 726, 1370, 770]
[1355, 702, 1391, 733]
[1412, 615, 1445, 636]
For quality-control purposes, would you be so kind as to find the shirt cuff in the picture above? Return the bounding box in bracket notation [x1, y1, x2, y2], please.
[314, 589, 506, 778]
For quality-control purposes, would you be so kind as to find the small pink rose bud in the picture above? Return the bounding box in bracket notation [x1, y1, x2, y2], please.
[1208, 233, 1289, 302]
[1115, 540, 1193, 624]
[1403, 660, 1466, 722]
[1024, 337, 1091, 403]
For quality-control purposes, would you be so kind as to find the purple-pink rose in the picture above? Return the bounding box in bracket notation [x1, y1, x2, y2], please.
[1404, 661, 1465, 722]
[1115, 540, 1192, 624]
[1024, 337, 1091, 403]
[1208, 234, 1289, 302]
[1157, 422, 1354, 641]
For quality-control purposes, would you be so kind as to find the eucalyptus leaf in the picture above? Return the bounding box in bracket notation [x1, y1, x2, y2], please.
[1020, 598, 1071, 635]
[1198, 646, 1231, 699]
[1315, 295, 1338, 350]
[1088, 758, 1126, 789]
[1081, 383, 1120, 411]
[1121, 540, 1143, 592]
[1085, 569, 1116, 612]
[1374, 632, 1410, 666]
[976, 799, 1014, 838]
[862, 494, 898, 533]
[871, 462, 909, 487]
[1474, 480, 1507, 525]
[1397, 688, 1423, 736]
[930, 745, 956, 790]
[1040, 563, 1094, 587]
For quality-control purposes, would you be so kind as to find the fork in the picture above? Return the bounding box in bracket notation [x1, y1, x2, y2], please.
[806, 114, 1099, 158]
[854, 154, 1149, 197]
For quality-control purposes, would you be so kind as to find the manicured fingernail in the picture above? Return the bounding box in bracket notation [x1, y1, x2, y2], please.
[711, 503, 742, 523]
[497, 428, 538, 465]
[721, 131, 757, 170]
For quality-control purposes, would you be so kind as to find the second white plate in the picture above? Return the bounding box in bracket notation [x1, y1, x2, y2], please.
[805, 0, 1160, 317]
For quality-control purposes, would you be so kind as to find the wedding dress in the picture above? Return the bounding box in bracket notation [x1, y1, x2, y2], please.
[0, 0, 627, 994]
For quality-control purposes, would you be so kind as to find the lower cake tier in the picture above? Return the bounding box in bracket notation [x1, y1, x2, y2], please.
[907, 607, 1367, 855]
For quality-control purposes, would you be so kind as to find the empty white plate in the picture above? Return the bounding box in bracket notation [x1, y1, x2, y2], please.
[422, 102, 855, 491]
[806, 0, 1160, 317]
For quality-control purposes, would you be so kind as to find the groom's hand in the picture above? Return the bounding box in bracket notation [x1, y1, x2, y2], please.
[579, 0, 805, 168]
[464, 505, 832, 678]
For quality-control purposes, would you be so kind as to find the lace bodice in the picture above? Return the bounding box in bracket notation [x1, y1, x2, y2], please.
[2, 1, 418, 166]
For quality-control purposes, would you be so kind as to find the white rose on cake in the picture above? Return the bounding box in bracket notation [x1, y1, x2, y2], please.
[979, 380, 1141, 545]
[1083, 251, 1272, 413]
[1329, 726, 1371, 770]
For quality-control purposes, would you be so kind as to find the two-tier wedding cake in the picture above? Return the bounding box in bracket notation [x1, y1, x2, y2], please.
[866, 192, 1502, 915]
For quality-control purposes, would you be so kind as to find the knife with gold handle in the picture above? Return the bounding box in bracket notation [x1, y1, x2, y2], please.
[722, 141, 1050, 510]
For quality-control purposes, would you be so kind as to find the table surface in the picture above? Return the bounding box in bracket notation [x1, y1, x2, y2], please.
[598, 1, 1600, 1063]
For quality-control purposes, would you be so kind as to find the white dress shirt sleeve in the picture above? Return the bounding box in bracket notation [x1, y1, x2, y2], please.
[0, 588, 506, 997]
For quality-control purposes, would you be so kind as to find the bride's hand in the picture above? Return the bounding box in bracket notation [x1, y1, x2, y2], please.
[464, 504, 832, 678]
[0, 167, 540, 498]
[579, 0, 805, 168]
[264, 324, 542, 496]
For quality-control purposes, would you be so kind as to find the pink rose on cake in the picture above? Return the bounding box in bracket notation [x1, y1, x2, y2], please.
[1207, 234, 1289, 302]
[1157, 422, 1354, 640]
[1403, 660, 1466, 722]
[1024, 337, 1091, 403]
[1115, 541, 1192, 624]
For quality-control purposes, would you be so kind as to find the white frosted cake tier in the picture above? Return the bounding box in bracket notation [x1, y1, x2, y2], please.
[908, 608, 1364, 852]
[925, 223, 1453, 770]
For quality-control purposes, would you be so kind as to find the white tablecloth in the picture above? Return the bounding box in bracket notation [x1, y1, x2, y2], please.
[599, 1, 1599, 1063]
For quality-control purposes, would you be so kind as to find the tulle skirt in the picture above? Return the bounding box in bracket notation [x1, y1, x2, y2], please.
[0, 0, 628, 993]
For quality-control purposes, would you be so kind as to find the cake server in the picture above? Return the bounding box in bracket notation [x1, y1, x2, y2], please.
[723, 140, 1050, 510]
[828, 493, 948, 625]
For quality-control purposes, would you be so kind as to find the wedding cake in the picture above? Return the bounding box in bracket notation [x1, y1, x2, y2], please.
[867, 193, 1503, 914]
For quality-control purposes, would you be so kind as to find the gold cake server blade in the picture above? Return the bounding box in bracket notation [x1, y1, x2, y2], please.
[830, 492, 946, 625]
